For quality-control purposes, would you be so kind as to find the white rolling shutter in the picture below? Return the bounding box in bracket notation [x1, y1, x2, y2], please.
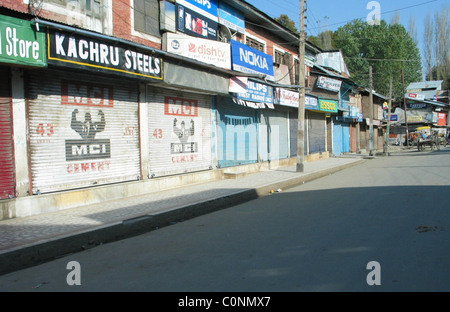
[27, 69, 140, 194]
[147, 86, 212, 177]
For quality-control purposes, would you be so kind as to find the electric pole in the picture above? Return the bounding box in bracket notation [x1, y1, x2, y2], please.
[402, 69, 409, 147]
[384, 77, 393, 155]
[296, 0, 306, 172]
[369, 66, 374, 156]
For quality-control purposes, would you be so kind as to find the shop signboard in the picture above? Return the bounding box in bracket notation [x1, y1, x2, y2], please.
[275, 88, 298, 108]
[218, 2, 245, 33]
[233, 80, 273, 104]
[305, 95, 319, 110]
[165, 32, 230, 69]
[231, 39, 274, 80]
[0, 14, 46, 67]
[316, 76, 342, 93]
[176, 0, 218, 21]
[406, 93, 425, 101]
[318, 99, 338, 113]
[437, 112, 447, 126]
[176, 4, 218, 40]
[47, 29, 163, 81]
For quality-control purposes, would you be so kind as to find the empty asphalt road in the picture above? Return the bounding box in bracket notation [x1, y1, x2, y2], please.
[0, 148, 449, 293]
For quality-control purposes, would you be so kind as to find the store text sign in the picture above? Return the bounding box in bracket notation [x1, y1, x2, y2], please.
[48, 30, 163, 80]
[0, 15, 46, 67]
[316, 76, 342, 93]
[319, 99, 338, 113]
[234, 80, 273, 104]
[231, 40, 274, 81]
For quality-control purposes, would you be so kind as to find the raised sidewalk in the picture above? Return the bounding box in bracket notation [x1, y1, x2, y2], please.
[0, 156, 365, 275]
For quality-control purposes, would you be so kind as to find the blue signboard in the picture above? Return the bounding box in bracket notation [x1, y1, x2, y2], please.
[234, 80, 273, 104]
[305, 95, 319, 110]
[177, 0, 218, 20]
[218, 2, 245, 33]
[230, 40, 274, 80]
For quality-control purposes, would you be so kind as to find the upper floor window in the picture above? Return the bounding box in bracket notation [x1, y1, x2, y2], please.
[45, 0, 101, 16]
[133, 0, 160, 38]
[246, 37, 265, 52]
[274, 50, 292, 66]
[40, 0, 107, 34]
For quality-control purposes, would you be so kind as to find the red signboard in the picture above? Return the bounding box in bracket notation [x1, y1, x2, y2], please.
[437, 113, 447, 126]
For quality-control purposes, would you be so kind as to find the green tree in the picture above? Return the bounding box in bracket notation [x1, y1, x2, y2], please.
[275, 14, 298, 33]
[333, 19, 422, 99]
[308, 31, 337, 50]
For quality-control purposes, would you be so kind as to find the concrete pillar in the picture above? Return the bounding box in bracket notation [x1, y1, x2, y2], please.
[138, 83, 150, 180]
[11, 68, 30, 197]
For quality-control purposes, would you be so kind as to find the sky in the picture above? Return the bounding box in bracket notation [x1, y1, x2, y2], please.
[245, 0, 448, 69]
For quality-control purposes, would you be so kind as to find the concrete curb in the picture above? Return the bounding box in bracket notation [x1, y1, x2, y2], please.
[0, 159, 364, 276]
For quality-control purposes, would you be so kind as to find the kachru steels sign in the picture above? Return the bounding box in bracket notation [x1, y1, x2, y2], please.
[47, 29, 163, 81]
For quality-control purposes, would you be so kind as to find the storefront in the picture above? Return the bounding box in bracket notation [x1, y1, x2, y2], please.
[0, 67, 15, 199]
[147, 86, 213, 177]
[333, 118, 350, 156]
[217, 40, 276, 168]
[259, 107, 290, 162]
[216, 96, 259, 168]
[27, 69, 142, 194]
[306, 97, 337, 155]
[0, 15, 47, 199]
[25, 26, 164, 194]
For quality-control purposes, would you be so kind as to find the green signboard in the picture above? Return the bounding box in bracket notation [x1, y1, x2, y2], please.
[0, 15, 46, 67]
[318, 99, 338, 113]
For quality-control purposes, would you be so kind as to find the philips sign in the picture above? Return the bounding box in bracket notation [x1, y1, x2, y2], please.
[231, 40, 274, 81]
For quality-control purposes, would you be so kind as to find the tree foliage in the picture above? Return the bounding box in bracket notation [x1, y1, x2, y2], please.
[333, 19, 422, 100]
[275, 14, 298, 33]
[307, 31, 337, 50]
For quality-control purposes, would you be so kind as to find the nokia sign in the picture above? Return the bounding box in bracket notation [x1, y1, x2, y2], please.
[230, 40, 274, 80]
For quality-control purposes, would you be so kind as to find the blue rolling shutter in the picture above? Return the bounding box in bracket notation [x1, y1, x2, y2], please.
[217, 97, 258, 168]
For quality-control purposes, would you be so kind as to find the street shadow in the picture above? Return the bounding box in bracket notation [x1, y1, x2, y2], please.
[1, 182, 450, 293]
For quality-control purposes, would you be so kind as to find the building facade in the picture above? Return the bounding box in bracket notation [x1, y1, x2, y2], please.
[0, 0, 385, 219]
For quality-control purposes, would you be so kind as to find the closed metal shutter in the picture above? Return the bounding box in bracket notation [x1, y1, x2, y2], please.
[0, 67, 16, 199]
[217, 97, 258, 168]
[342, 123, 350, 153]
[260, 108, 289, 161]
[308, 111, 326, 154]
[27, 69, 140, 194]
[147, 87, 212, 177]
[333, 121, 343, 156]
[289, 112, 298, 157]
[350, 124, 357, 152]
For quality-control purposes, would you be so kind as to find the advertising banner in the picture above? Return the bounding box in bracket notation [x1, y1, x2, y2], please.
[0, 14, 46, 67]
[147, 88, 212, 177]
[218, 2, 245, 33]
[176, 4, 218, 40]
[233, 80, 273, 104]
[318, 99, 338, 113]
[231, 39, 274, 80]
[27, 71, 141, 194]
[165, 33, 230, 69]
[305, 95, 319, 110]
[176, 0, 218, 21]
[47, 29, 163, 81]
[275, 88, 298, 108]
[316, 76, 342, 93]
